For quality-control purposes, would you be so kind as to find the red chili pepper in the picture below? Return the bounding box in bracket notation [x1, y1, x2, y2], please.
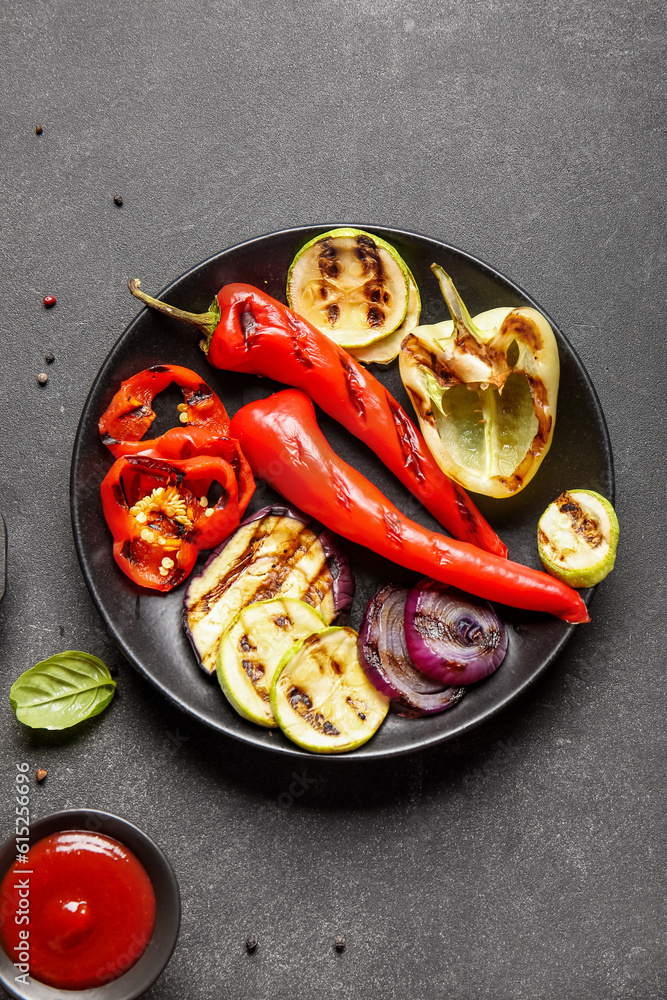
[100, 453, 241, 591]
[128, 281, 507, 558]
[229, 389, 590, 624]
[99, 364, 231, 459]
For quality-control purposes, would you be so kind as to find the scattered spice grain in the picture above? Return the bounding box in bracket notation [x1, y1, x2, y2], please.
[37, 373, 48, 386]
[36, 768, 47, 782]
[245, 936, 258, 954]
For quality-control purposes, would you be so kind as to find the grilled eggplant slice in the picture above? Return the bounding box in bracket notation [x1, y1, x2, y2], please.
[217, 597, 327, 727]
[270, 627, 390, 753]
[183, 505, 354, 675]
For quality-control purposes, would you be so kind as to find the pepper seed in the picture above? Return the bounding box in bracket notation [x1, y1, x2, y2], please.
[35, 768, 47, 782]
[334, 935, 346, 952]
[245, 936, 258, 954]
[37, 372, 48, 386]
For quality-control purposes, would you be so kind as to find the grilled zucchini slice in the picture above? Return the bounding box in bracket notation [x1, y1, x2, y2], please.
[286, 228, 410, 349]
[270, 627, 390, 753]
[217, 598, 327, 727]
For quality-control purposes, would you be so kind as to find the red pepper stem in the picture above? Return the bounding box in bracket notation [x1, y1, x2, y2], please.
[128, 279, 220, 352]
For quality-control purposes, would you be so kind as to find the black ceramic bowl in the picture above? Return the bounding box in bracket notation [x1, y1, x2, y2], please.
[0, 810, 180, 1000]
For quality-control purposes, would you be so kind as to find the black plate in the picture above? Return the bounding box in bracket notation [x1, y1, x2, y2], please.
[71, 226, 614, 759]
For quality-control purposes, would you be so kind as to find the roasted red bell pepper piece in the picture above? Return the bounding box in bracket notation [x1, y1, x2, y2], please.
[99, 364, 231, 459]
[128, 281, 507, 558]
[229, 389, 590, 624]
[100, 453, 241, 591]
[127, 426, 255, 519]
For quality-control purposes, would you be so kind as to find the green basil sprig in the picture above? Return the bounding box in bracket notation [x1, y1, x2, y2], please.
[10, 651, 116, 730]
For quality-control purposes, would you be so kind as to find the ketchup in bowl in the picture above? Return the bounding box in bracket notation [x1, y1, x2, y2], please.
[0, 829, 156, 990]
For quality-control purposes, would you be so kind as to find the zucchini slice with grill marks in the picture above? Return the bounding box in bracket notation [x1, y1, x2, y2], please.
[183, 505, 354, 675]
[270, 627, 390, 753]
[286, 228, 410, 349]
[351, 271, 422, 365]
[537, 489, 619, 587]
[216, 598, 327, 727]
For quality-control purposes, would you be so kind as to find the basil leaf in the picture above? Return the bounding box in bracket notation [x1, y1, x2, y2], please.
[10, 651, 116, 730]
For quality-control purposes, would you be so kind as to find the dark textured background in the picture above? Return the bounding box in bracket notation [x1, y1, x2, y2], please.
[1, 1, 665, 997]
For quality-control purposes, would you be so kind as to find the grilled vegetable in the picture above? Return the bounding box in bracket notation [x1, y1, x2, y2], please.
[183, 504, 354, 675]
[404, 581, 508, 686]
[100, 453, 242, 592]
[128, 278, 506, 555]
[537, 489, 619, 587]
[270, 627, 390, 753]
[99, 364, 231, 459]
[217, 598, 327, 727]
[358, 584, 466, 716]
[350, 271, 421, 365]
[230, 389, 590, 624]
[286, 228, 410, 349]
[400, 265, 559, 497]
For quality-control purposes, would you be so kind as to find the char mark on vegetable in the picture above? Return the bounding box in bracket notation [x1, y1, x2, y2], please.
[326, 303, 340, 325]
[101, 432, 120, 446]
[148, 365, 171, 373]
[383, 509, 404, 546]
[385, 392, 426, 483]
[354, 235, 385, 280]
[338, 354, 366, 421]
[242, 658, 266, 684]
[284, 311, 315, 370]
[345, 696, 366, 721]
[302, 565, 337, 607]
[286, 684, 341, 736]
[555, 492, 603, 547]
[317, 239, 339, 279]
[186, 383, 214, 405]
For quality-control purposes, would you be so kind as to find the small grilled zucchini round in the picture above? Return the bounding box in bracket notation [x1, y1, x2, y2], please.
[270, 627, 390, 753]
[350, 271, 421, 365]
[216, 598, 327, 727]
[537, 489, 619, 587]
[286, 228, 410, 350]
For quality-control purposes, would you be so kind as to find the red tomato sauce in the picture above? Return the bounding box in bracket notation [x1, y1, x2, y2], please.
[0, 830, 156, 990]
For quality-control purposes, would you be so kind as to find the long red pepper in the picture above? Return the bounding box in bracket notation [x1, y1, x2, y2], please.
[229, 389, 590, 624]
[128, 280, 507, 558]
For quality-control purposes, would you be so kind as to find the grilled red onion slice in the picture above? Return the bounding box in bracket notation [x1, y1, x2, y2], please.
[358, 584, 465, 716]
[404, 580, 507, 686]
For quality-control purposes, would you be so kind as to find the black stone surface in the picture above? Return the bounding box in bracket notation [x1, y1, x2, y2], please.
[0, 2, 664, 998]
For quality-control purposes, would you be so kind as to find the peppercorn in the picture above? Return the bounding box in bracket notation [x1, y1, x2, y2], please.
[36, 768, 47, 782]
[43, 295, 56, 308]
[113, 195, 123, 206]
[45, 352, 55, 364]
[245, 936, 258, 954]
[35, 125, 43, 135]
[334, 935, 346, 952]
[37, 373, 48, 386]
